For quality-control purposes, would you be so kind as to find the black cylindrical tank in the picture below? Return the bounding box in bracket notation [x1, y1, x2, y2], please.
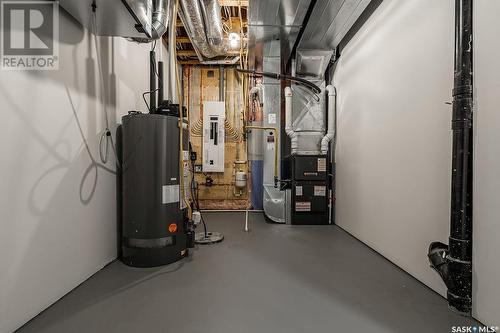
[121, 113, 187, 267]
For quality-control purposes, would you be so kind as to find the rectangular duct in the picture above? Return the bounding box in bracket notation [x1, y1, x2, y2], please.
[296, 49, 334, 79]
[59, 0, 153, 39]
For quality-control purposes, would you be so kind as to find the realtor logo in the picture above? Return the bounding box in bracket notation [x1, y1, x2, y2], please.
[1, 0, 59, 70]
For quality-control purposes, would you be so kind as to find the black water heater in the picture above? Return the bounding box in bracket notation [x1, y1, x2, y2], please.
[121, 112, 188, 267]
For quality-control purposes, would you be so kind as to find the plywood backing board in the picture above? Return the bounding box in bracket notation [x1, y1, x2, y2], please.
[184, 66, 249, 207]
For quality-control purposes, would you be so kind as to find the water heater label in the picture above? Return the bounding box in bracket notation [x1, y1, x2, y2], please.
[268, 113, 276, 124]
[296, 202, 311, 212]
[318, 158, 326, 172]
[162, 185, 180, 204]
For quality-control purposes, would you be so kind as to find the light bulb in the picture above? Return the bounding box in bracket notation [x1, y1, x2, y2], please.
[228, 32, 241, 49]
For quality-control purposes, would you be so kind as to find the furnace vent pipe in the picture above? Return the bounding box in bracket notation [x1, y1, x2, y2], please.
[285, 87, 298, 154]
[151, 0, 171, 39]
[321, 85, 336, 154]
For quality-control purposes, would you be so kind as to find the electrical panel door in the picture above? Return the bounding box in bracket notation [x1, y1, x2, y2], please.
[202, 101, 225, 172]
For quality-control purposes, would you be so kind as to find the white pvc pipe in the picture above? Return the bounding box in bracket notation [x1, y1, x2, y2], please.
[321, 85, 336, 154]
[284, 87, 298, 154]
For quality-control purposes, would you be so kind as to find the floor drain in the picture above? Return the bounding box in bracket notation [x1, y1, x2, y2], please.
[195, 232, 224, 245]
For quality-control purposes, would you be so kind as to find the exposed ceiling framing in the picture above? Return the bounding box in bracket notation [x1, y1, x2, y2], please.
[165, 0, 249, 65]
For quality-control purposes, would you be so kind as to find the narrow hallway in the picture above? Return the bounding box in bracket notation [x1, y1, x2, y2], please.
[19, 213, 477, 333]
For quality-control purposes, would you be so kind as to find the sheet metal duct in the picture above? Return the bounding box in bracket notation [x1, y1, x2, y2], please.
[202, 0, 226, 55]
[289, 80, 327, 155]
[179, 0, 227, 59]
[151, 0, 171, 39]
[298, 0, 373, 50]
[130, 0, 172, 42]
[60, 0, 171, 40]
[247, 0, 311, 67]
[295, 49, 334, 79]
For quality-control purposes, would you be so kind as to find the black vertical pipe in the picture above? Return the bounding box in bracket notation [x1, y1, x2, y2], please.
[158, 60, 164, 106]
[428, 0, 473, 315]
[449, 0, 473, 313]
[150, 50, 156, 113]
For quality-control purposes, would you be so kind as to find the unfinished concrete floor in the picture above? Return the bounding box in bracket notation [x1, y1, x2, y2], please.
[19, 212, 477, 333]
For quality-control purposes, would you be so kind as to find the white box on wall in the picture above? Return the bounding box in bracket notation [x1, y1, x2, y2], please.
[203, 101, 225, 172]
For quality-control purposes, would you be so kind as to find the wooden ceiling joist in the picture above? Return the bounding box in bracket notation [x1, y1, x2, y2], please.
[179, 60, 204, 65]
[176, 36, 191, 43]
[174, 0, 248, 65]
[177, 49, 245, 57]
[218, 0, 248, 6]
[176, 36, 248, 44]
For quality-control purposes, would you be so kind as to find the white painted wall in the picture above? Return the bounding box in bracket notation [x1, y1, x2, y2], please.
[0, 9, 168, 332]
[472, 0, 500, 325]
[332, 0, 454, 298]
[333, 0, 500, 325]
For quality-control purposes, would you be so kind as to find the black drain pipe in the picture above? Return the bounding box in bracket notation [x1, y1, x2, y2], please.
[158, 60, 164, 105]
[428, 0, 473, 315]
[149, 50, 157, 113]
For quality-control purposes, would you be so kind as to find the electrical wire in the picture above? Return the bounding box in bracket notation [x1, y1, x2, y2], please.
[142, 87, 161, 112]
[236, 68, 322, 95]
[99, 130, 109, 163]
[91, 7, 118, 165]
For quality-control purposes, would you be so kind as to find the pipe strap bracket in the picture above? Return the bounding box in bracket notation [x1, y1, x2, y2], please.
[448, 237, 472, 261]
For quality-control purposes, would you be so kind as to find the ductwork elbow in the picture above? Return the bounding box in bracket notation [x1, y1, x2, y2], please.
[151, 0, 171, 39]
[285, 87, 298, 154]
[321, 85, 336, 155]
[129, 0, 171, 42]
